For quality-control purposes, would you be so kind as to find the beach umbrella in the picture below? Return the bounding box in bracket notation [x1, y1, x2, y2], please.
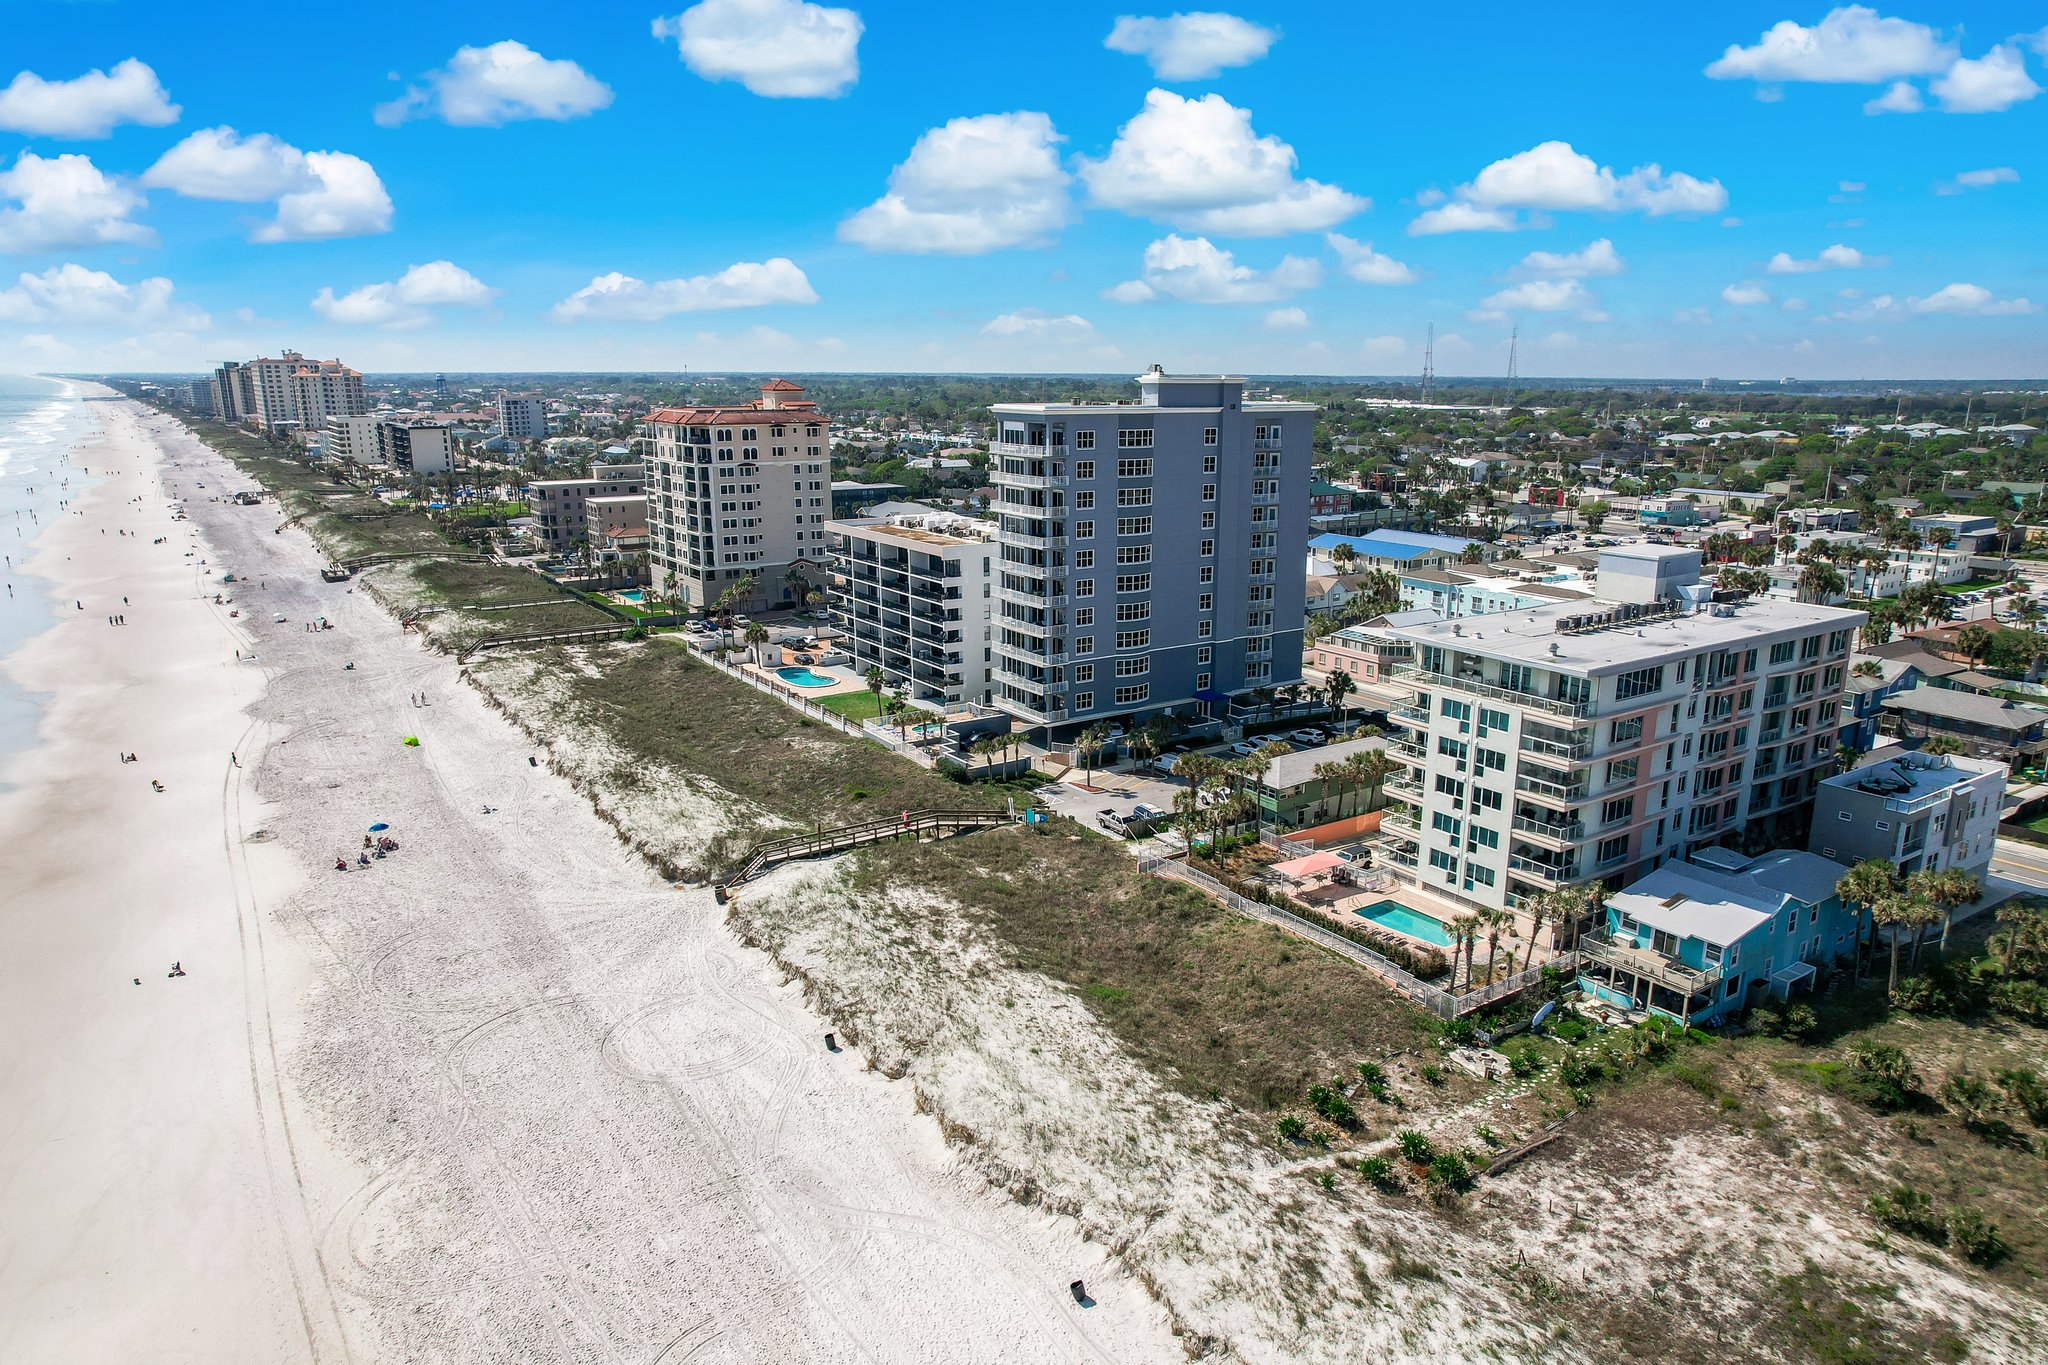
[368, 822, 389, 832]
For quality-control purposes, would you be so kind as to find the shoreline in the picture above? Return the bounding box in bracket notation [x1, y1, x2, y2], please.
[0, 401, 1177, 1363]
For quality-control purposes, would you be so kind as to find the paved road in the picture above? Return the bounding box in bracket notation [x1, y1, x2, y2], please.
[1990, 834, 2048, 892]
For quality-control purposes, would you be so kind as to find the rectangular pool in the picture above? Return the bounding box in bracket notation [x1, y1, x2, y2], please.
[1353, 899, 1454, 947]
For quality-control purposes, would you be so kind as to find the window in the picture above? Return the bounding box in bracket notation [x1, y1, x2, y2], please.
[1074, 636, 1094, 654]
[1875, 820, 1891, 832]
[1465, 864, 1497, 888]
[1837, 810, 1851, 822]
[1611, 716, 1643, 744]
[1072, 550, 1095, 569]
[1431, 812, 1461, 836]
[1601, 796, 1635, 825]
[1200, 511, 1215, 529]
[1500, 662, 1534, 693]
[1202, 484, 1217, 502]
[1116, 488, 1152, 507]
[1115, 545, 1151, 564]
[1073, 663, 1094, 683]
[1117, 428, 1154, 447]
[1115, 655, 1149, 677]
[1116, 516, 1152, 536]
[1114, 573, 1152, 594]
[1200, 539, 1215, 556]
[1195, 672, 1211, 690]
[1474, 826, 1499, 849]
[1076, 578, 1094, 597]
[1480, 707, 1510, 731]
[1073, 491, 1094, 510]
[1198, 620, 1212, 638]
[1441, 697, 1471, 721]
[1438, 737, 1468, 760]
[1116, 458, 1153, 478]
[1115, 629, 1151, 650]
[1428, 849, 1458, 874]
[1074, 432, 1094, 450]
[1075, 520, 1095, 539]
[1073, 607, 1094, 626]
[1114, 602, 1150, 622]
[1115, 683, 1149, 705]
[1606, 757, 1638, 783]
[1199, 566, 1213, 584]
[1198, 592, 1213, 611]
[1203, 427, 1217, 446]
[1474, 786, 1503, 811]
[1202, 455, 1217, 473]
[1597, 835, 1629, 865]
[1614, 665, 1665, 701]
[1074, 692, 1093, 709]
[1769, 640, 1795, 665]
[1196, 646, 1211, 665]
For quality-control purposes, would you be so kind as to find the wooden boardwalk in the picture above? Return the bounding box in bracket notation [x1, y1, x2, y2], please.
[716, 808, 1011, 898]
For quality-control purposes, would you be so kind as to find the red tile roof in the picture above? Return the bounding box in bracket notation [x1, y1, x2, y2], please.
[761, 379, 805, 392]
[645, 403, 822, 425]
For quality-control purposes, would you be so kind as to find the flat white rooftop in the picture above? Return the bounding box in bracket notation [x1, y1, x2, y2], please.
[1822, 751, 2005, 800]
[1385, 596, 1865, 676]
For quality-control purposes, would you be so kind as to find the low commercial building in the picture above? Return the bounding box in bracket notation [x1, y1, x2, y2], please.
[1255, 734, 1391, 829]
[1578, 849, 1857, 1025]
[1809, 750, 2002, 881]
[1306, 530, 1489, 575]
[527, 463, 646, 554]
[1909, 513, 2003, 554]
[1880, 686, 2048, 772]
[1304, 613, 1432, 715]
[831, 505, 995, 708]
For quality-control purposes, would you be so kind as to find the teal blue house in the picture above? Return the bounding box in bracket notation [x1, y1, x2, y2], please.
[1577, 849, 1857, 1024]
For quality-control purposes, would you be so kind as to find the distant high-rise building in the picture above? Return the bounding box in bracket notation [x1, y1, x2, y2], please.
[373, 418, 456, 476]
[208, 361, 252, 423]
[287, 359, 366, 430]
[642, 380, 831, 612]
[215, 350, 363, 431]
[497, 391, 548, 443]
[987, 366, 1314, 735]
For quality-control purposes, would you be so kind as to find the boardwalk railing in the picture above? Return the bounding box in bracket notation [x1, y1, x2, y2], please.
[1138, 855, 1571, 1020]
[457, 623, 637, 662]
[341, 549, 494, 573]
[717, 808, 1010, 897]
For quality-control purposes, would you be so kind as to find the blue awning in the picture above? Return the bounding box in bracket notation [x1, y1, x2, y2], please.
[1194, 688, 1228, 702]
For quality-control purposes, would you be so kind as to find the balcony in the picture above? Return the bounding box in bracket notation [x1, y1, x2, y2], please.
[1512, 814, 1583, 848]
[989, 439, 1062, 458]
[1378, 806, 1421, 839]
[1253, 438, 1284, 451]
[1389, 705, 1430, 730]
[1507, 853, 1570, 888]
[1516, 771, 1588, 806]
[1580, 930, 1724, 998]
[993, 467, 1067, 490]
[1397, 665, 1595, 719]
[1004, 528, 1067, 551]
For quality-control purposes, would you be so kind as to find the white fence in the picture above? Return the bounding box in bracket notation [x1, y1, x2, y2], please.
[1137, 855, 1573, 1021]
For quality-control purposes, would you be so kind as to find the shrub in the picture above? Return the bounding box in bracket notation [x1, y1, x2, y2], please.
[1425, 1151, 1473, 1195]
[1308, 1084, 1358, 1129]
[1846, 1042, 1919, 1111]
[1558, 1053, 1597, 1088]
[1749, 1005, 1786, 1037]
[1356, 1061, 1386, 1087]
[1442, 1017, 1477, 1045]
[619, 625, 648, 642]
[1359, 1155, 1398, 1189]
[1395, 1129, 1434, 1164]
[1940, 1071, 2003, 1129]
[1869, 1185, 1945, 1244]
[1475, 1125, 1500, 1148]
[1549, 1016, 1590, 1043]
[1277, 1115, 1306, 1142]
[1989, 978, 2048, 1025]
[1890, 974, 1949, 1016]
[1995, 1068, 2048, 1125]
[1946, 1207, 2009, 1268]
[1781, 1004, 1818, 1042]
[1420, 1064, 1445, 1086]
[1507, 1049, 1542, 1079]
[1316, 1170, 1337, 1190]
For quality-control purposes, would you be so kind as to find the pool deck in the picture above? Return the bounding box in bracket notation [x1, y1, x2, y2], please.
[739, 660, 868, 698]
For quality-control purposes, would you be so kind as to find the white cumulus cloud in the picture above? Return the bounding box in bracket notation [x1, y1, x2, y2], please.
[1103, 12, 1278, 80]
[1474, 278, 1600, 319]
[839, 112, 1069, 254]
[0, 262, 205, 329]
[374, 40, 613, 127]
[1326, 234, 1416, 284]
[1863, 79, 1925, 113]
[1722, 281, 1773, 306]
[981, 308, 1094, 339]
[1410, 140, 1725, 233]
[312, 261, 497, 328]
[1907, 282, 2036, 315]
[1766, 243, 1886, 273]
[1930, 43, 2041, 113]
[0, 151, 151, 253]
[1078, 89, 1365, 236]
[550, 258, 819, 321]
[1706, 7, 1955, 83]
[1512, 238, 1624, 278]
[1936, 166, 2019, 195]
[1106, 233, 1319, 304]
[143, 127, 391, 242]
[1263, 306, 1309, 330]
[652, 0, 862, 98]
[0, 58, 179, 138]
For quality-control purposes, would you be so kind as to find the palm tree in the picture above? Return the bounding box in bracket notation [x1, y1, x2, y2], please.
[1954, 623, 1993, 668]
[742, 620, 769, 660]
[1521, 893, 1553, 972]
[1908, 867, 1980, 958]
[1796, 560, 1846, 604]
[1311, 760, 1350, 820]
[1322, 668, 1355, 722]
[1835, 857, 1899, 984]
[1870, 894, 1919, 995]
[1355, 748, 1397, 813]
[1172, 783, 1206, 854]
[1479, 906, 1511, 987]
[1129, 720, 1165, 773]
[1833, 742, 1860, 774]
[1451, 914, 1482, 989]
[864, 665, 886, 710]
[1074, 724, 1110, 783]
[782, 564, 811, 608]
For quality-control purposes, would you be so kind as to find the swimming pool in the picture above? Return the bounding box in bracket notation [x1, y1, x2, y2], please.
[1353, 899, 1454, 947]
[776, 666, 836, 687]
[616, 589, 646, 603]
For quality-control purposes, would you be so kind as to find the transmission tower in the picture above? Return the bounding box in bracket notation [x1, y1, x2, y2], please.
[1505, 327, 1519, 386]
[1420, 323, 1435, 402]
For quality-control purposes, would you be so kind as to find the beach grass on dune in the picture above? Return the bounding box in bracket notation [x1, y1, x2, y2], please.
[845, 826, 1437, 1113]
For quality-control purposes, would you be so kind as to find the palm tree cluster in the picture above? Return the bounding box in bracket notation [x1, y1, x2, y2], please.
[1310, 749, 1396, 821]
[1834, 859, 1983, 996]
[1443, 882, 1603, 992]
[1171, 741, 1292, 856]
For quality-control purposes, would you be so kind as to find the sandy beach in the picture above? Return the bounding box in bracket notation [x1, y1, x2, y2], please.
[0, 400, 1177, 1364]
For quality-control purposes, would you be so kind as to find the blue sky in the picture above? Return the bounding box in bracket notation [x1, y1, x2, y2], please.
[0, 1, 2043, 379]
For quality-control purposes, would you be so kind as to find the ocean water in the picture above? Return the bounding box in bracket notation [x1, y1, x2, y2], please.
[0, 374, 96, 777]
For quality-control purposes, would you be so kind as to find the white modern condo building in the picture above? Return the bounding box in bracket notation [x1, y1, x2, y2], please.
[642, 380, 832, 613]
[1376, 545, 1865, 919]
[831, 506, 995, 709]
[987, 366, 1314, 737]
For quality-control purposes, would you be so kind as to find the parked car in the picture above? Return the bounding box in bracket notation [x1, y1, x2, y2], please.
[1131, 802, 1168, 823]
[1288, 727, 1327, 747]
[1096, 810, 1133, 837]
[1228, 740, 1262, 757]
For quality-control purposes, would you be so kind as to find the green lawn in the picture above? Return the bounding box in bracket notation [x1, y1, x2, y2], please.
[818, 689, 885, 722]
[1942, 577, 2012, 595]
